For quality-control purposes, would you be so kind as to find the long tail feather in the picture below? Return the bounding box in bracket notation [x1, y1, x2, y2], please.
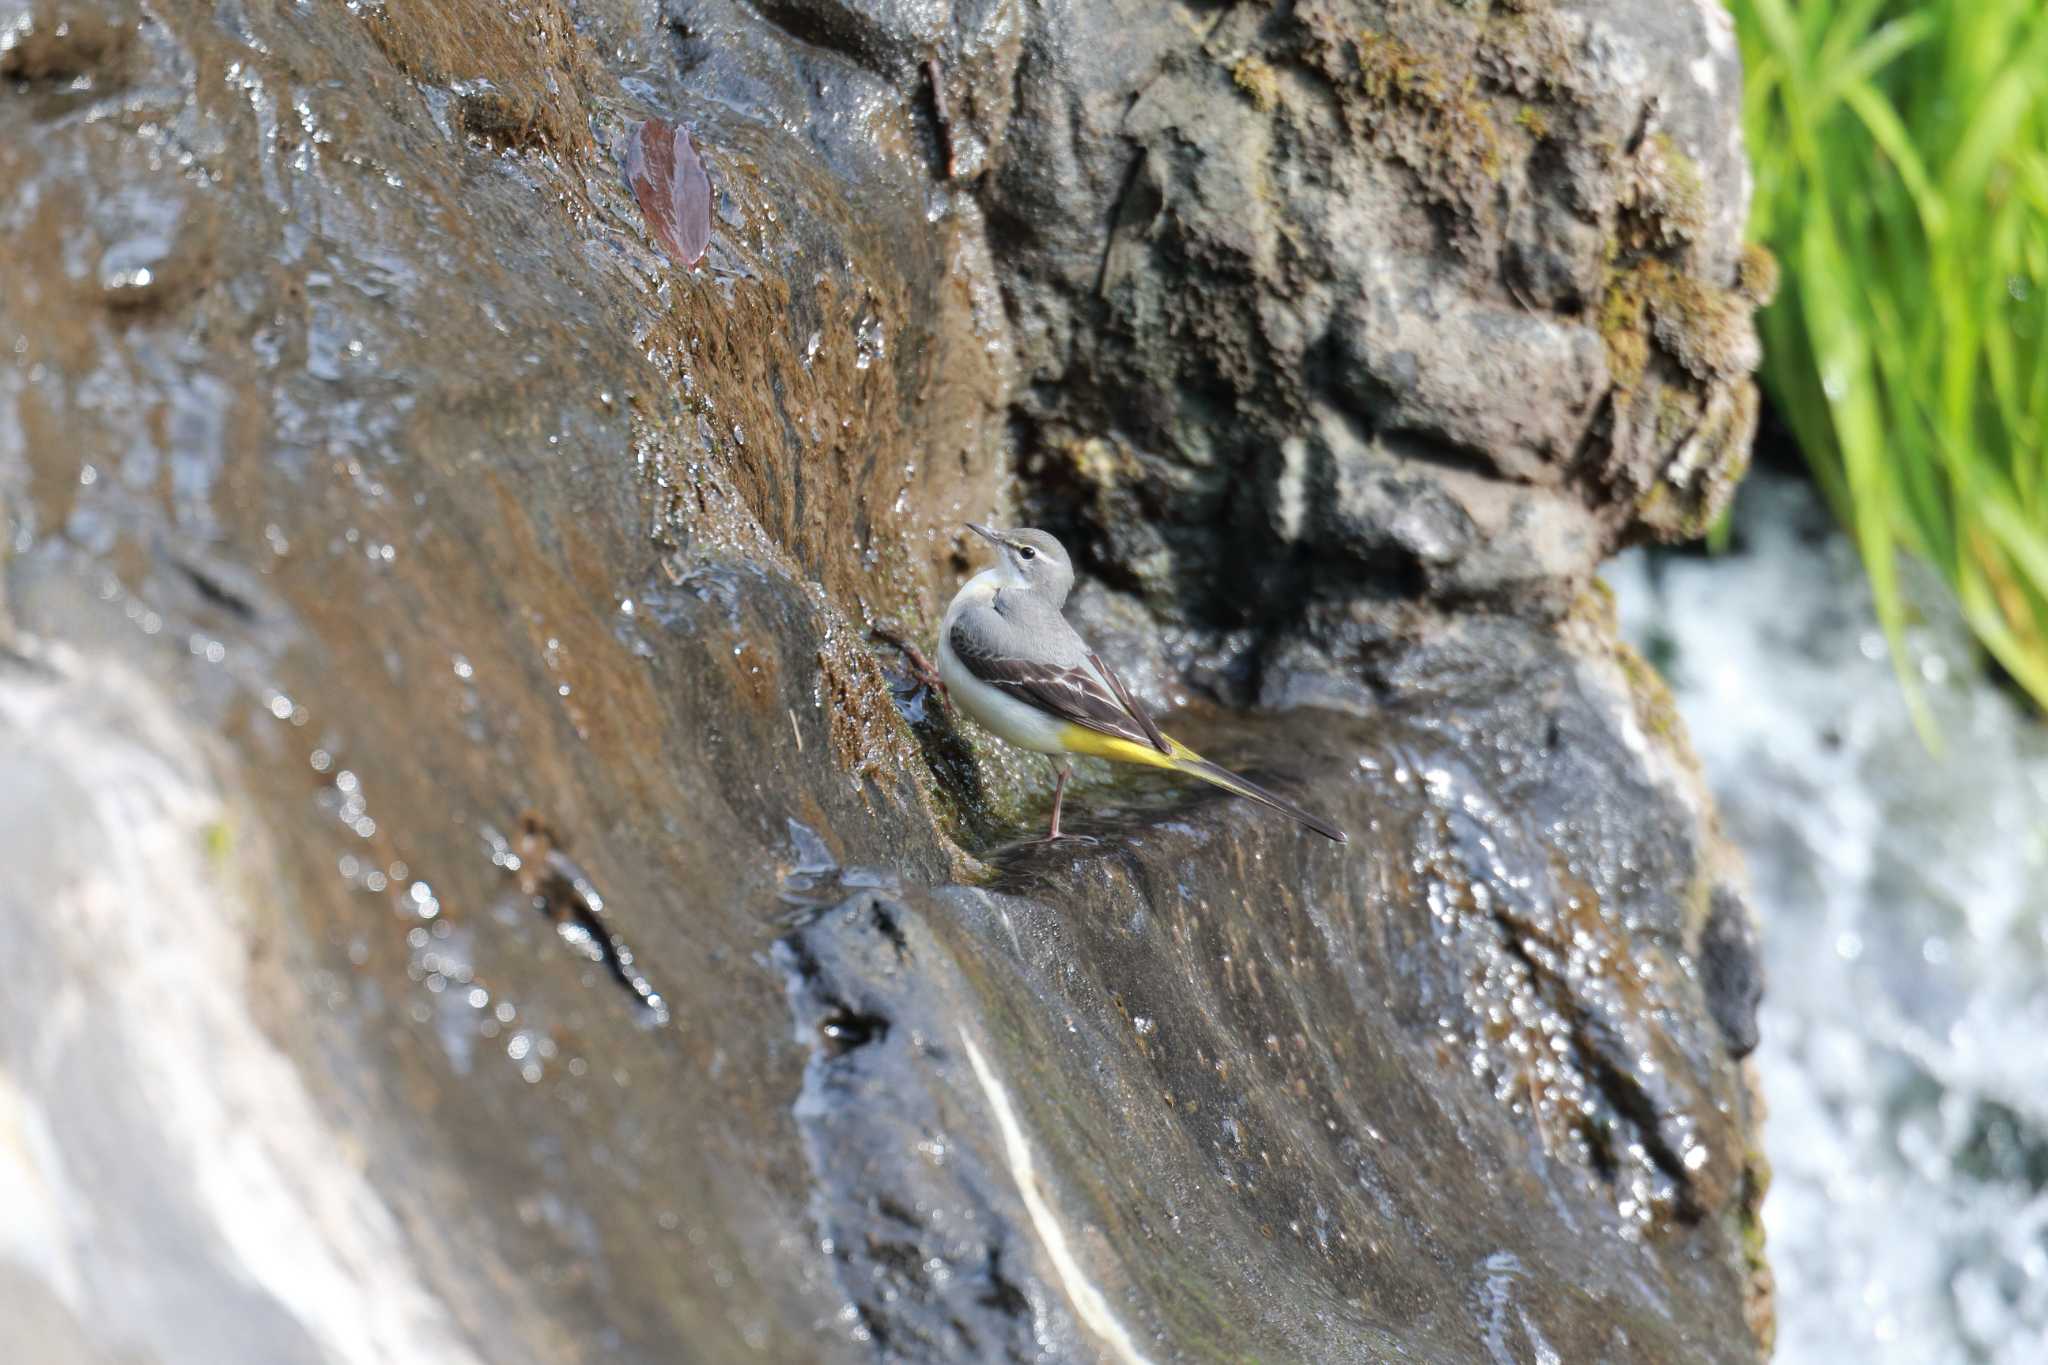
[1169, 745, 1348, 844]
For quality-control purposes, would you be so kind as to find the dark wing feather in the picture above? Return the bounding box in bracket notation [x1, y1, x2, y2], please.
[1089, 652, 1169, 753]
[950, 622, 1169, 754]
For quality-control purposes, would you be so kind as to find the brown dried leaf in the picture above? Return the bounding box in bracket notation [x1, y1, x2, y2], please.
[625, 119, 711, 269]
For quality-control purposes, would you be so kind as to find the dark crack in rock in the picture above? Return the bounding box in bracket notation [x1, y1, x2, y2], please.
[776, 890, 1092, 1362]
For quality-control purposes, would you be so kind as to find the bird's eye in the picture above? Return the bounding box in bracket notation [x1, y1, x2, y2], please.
[1018, 545, 1037, 560]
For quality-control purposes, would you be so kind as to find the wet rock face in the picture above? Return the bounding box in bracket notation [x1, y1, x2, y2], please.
[775, 644, 1765, 1364]
[2, 1, 1767, 1363]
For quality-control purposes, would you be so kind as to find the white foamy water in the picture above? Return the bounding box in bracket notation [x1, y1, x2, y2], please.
[1606, 475, 2048, 1364]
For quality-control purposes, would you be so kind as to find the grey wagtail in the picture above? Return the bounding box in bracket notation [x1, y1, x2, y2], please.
[937, 524, 1348, 844]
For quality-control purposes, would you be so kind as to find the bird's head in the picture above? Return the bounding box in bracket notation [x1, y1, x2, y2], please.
[967, 524, 1074, 606]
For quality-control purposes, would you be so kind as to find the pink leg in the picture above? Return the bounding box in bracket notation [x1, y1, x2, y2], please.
[872, 628, 949, 705]
[1031, 765, 1072, 843]
[899, 641, 947, 698]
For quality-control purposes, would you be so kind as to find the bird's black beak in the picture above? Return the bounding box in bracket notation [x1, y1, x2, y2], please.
[966, 522, 1002, 546]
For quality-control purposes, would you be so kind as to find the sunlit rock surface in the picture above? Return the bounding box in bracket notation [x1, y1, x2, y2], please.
[3, 1, 1768, 1361]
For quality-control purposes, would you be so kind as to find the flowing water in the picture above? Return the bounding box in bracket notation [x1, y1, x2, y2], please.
[1608, 475, 2048, 1364]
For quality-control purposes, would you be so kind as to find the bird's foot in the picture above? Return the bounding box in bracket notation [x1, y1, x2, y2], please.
[870, 625, 949, 704]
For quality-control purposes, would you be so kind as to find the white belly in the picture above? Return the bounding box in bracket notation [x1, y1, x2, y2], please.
[938, 630, 1070, 754]
[938, 596, 1069, 755]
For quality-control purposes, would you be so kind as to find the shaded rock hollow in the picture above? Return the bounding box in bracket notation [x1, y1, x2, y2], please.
[0, 0, 1770, 1362]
